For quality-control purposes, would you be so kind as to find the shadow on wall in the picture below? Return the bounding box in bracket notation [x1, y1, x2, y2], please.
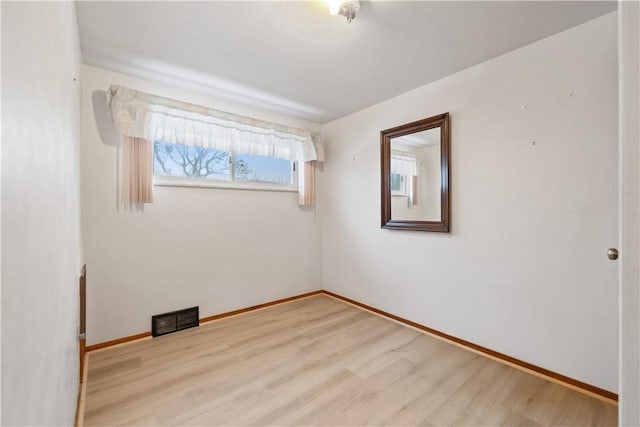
[91, 90, 127, 210]
[92, 90, 120, 147]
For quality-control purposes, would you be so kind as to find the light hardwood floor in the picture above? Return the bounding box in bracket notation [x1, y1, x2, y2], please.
[83, 295, 617, 426]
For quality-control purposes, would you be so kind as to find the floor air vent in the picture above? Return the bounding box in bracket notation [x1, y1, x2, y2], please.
[152, 306, 199, 337]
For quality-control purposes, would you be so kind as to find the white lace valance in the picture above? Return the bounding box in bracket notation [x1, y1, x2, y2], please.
[106, 85, 322, 162]
[391, 151, 419, 176]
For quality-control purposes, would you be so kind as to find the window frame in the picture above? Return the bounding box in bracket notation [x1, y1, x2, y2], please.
[152, 142, 298, 193]
[390, 173, 410, 197]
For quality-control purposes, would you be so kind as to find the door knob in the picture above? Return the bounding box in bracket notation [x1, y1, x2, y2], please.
[607, 248, 619, 260]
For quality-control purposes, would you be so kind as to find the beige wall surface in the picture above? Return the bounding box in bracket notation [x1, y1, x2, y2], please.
[81, 65, 322, 346]
[322, 13, 619, 393]
[1, 2, 83, 424]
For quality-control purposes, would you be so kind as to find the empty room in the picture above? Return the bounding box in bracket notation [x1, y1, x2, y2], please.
[2, 0, 639, 426]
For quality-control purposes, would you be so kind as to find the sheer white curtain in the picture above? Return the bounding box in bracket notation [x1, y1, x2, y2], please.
[107, 85, 323, 205]
[391, 150, 419, 176]
[107, 85, 320, 161]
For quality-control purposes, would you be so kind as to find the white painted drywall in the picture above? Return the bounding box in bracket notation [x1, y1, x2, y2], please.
[1, 2, 82, 425]
[81, 66, 322, 346]
[321, 13, 619, 392]
[392, 195, 422, 221]
[619, 0, 640, 424]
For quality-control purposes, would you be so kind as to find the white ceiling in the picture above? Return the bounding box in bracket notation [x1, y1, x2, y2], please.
[75, 1, 616, 124]
[395, 128, 440, 148]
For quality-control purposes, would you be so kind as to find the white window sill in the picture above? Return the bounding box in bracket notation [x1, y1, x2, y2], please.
[153, 176, 298, 193]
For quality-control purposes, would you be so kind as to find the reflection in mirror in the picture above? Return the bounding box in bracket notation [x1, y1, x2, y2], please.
[381, 112, 449, 232]
[390, 127, 441, 221]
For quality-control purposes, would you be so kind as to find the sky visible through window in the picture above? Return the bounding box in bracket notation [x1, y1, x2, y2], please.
[153, 141, 292, 184]
[234, 153, 291, 183]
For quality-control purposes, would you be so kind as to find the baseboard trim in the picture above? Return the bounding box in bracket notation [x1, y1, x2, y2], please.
[85, 290, 323, 352]
[199, 290, 323, 323]
[85, 331, 152, 352]
[73, 383, 81, 427]
[83, 289, 617, 404]
[321, 290, 618, 404]
[74, 352, 89, 427]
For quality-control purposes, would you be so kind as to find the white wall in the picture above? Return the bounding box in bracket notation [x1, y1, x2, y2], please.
[392, 195, 422, 221]
[1, 2, 82, 425]
[81, 66, 322, 346]
[321, 13, 618, 392]
[619, 0, 640, 424]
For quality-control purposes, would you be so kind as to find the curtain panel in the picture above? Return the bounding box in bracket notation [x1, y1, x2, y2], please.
[107, 85, 321, 162]
[298, 161, 316, 207]
[391, 151, 419, 176]
[121, 136, 154, 204]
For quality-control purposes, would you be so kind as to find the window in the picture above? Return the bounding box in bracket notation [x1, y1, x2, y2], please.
[391, 151, 418, 198]
[153, 141, 295, 189]
[390, 173, 409, 196]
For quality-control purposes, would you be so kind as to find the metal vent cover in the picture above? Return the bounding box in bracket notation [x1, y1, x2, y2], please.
[152, 306, 199, 337]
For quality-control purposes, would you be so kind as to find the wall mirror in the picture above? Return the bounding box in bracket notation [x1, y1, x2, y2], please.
[381, 113, 450, 232]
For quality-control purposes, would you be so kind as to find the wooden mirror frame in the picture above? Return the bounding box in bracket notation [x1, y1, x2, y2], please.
[381, 112, 450, 232]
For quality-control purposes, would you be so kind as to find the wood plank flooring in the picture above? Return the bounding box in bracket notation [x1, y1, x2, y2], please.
[83, 295, 617, 426]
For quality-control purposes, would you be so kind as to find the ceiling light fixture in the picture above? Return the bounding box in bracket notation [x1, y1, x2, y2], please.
[327, 0, 360, 23]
